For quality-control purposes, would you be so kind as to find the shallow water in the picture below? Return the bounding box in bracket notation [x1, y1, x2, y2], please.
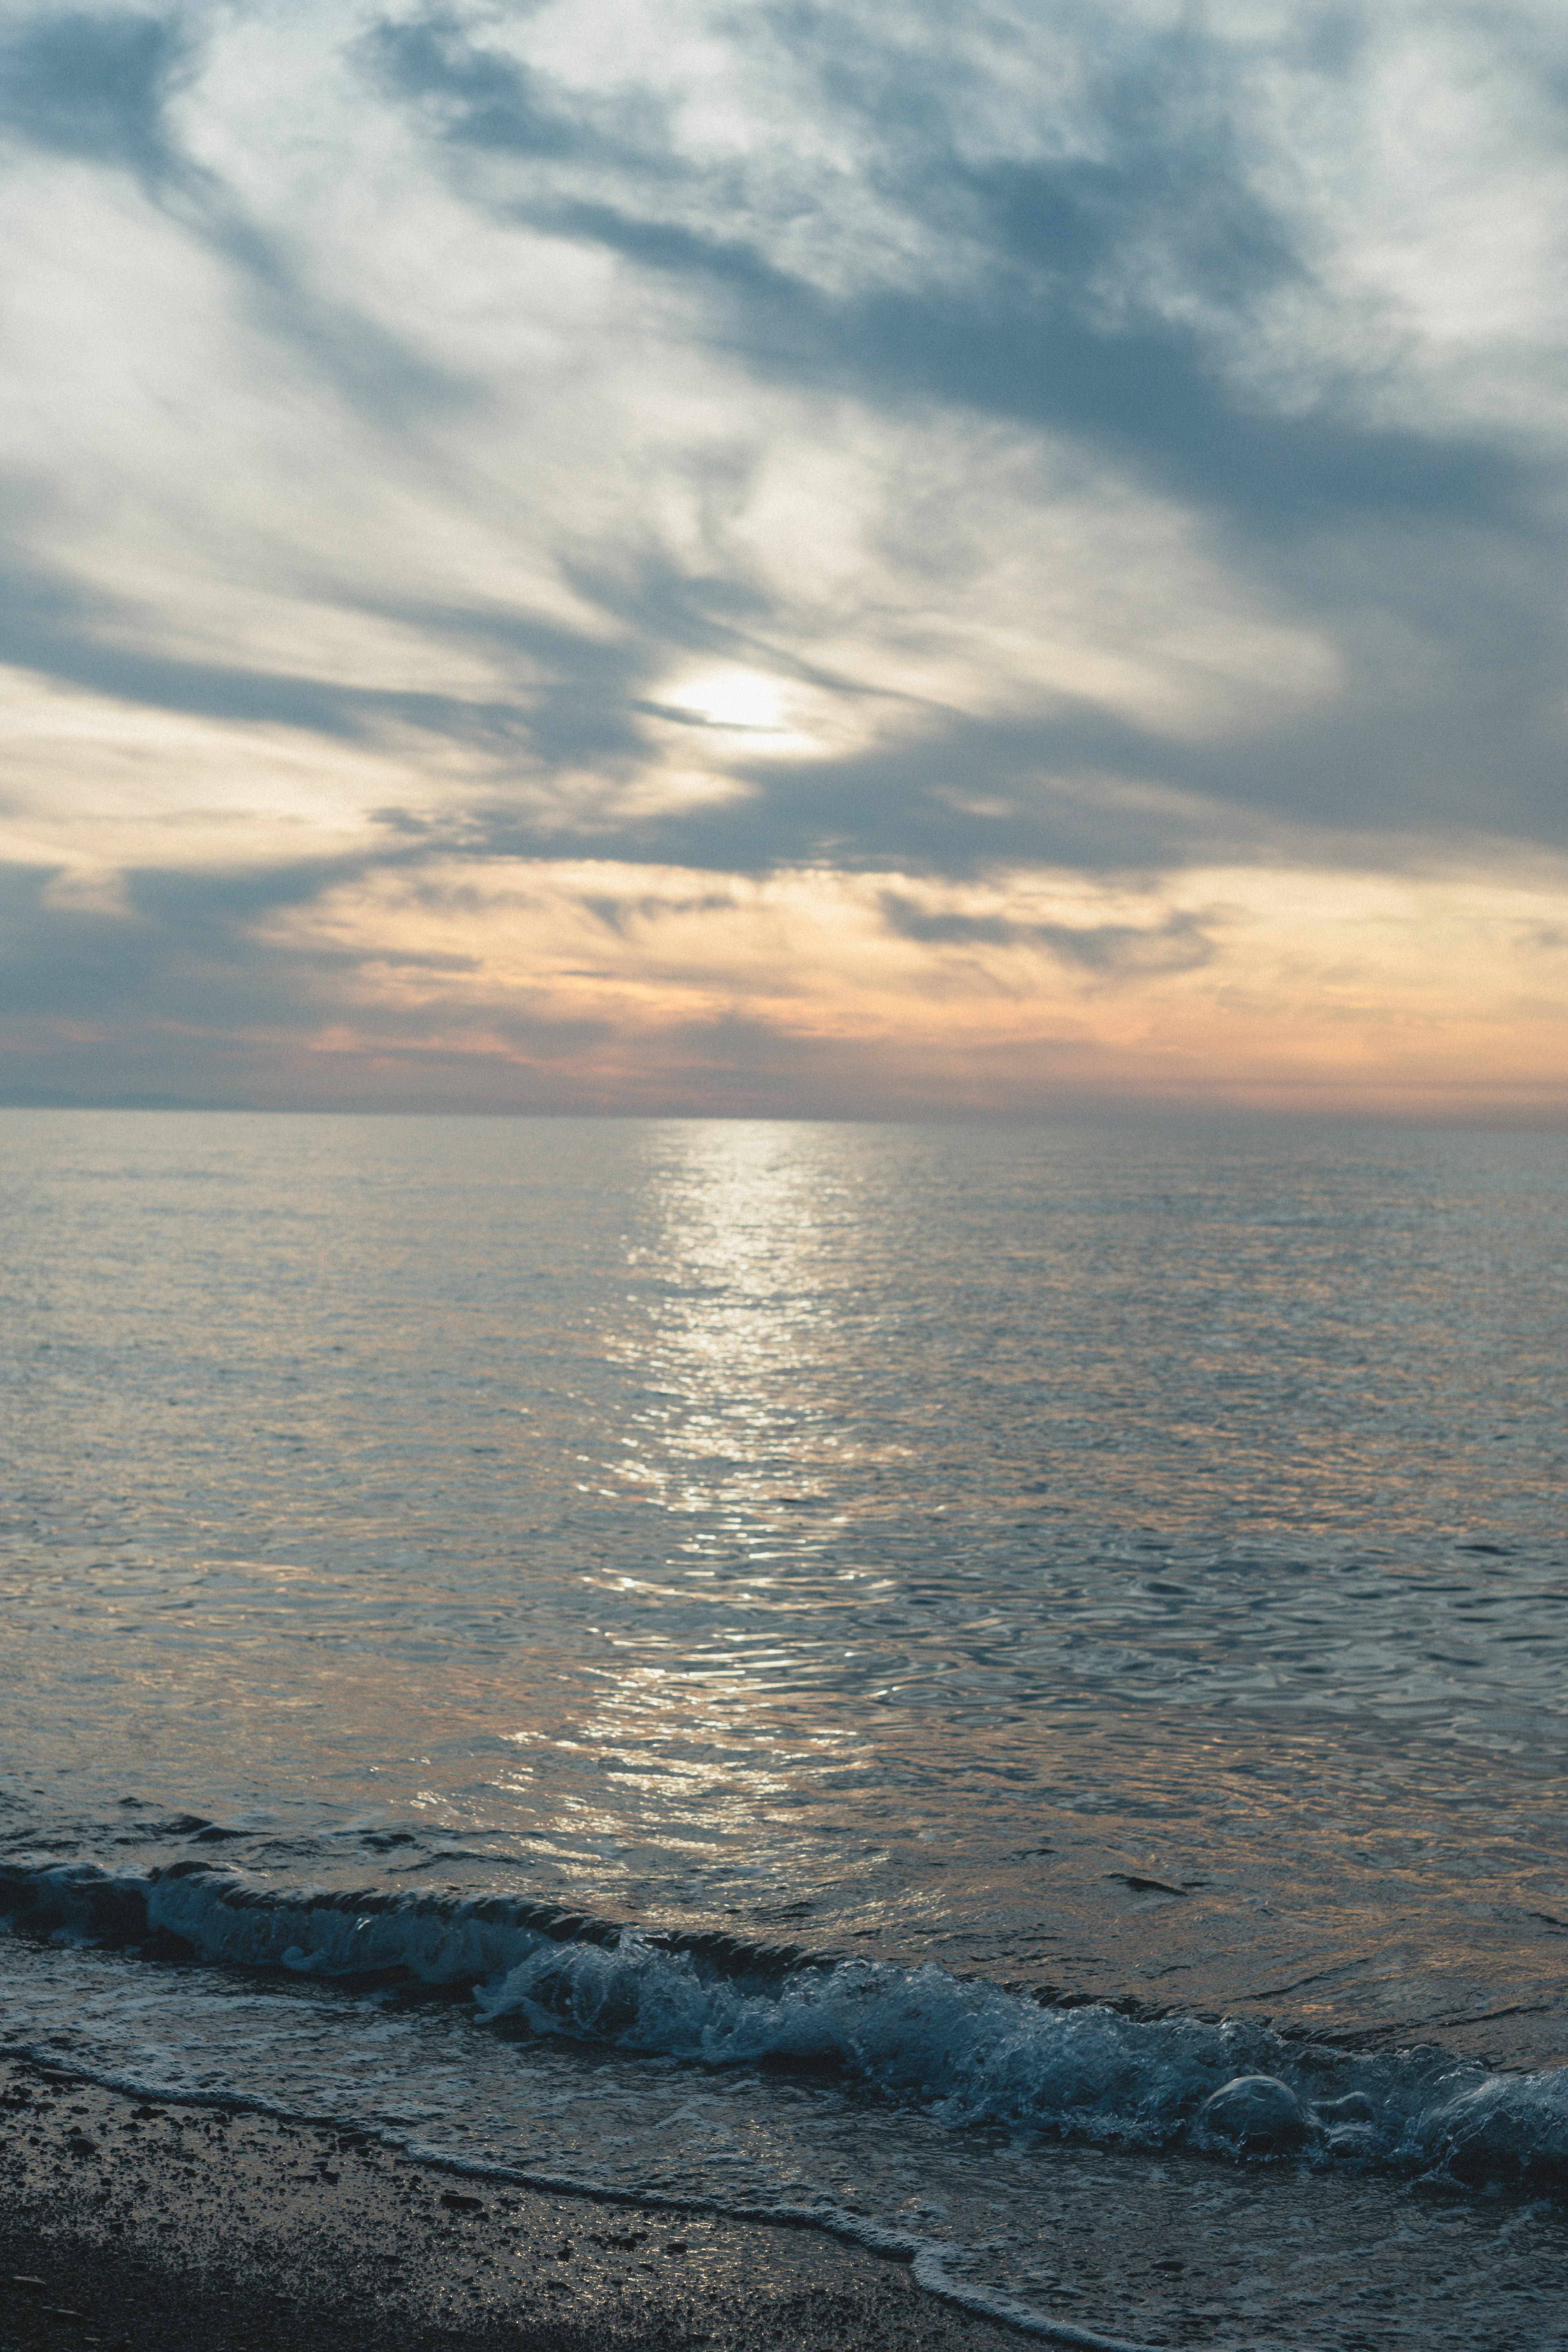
[3, 1110, 1567, 2341]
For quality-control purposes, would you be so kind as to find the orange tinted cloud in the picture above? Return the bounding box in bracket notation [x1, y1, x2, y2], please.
[196, 855, 1568, 1125]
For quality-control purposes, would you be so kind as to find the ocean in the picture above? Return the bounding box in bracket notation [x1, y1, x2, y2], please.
[3, 1110, 1567, 2348]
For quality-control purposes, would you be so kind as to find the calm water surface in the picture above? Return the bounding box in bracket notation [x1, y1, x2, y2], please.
[4, 1112, 1567, 2346]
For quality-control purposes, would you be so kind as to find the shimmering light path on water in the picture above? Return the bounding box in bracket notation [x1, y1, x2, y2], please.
[4, 1112, 1566, 2057]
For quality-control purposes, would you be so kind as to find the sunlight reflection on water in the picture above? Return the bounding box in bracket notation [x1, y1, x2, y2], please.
[2, 1111, 1566, 2053]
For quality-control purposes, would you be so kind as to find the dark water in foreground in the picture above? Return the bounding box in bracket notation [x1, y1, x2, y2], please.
[3, 1112, 1567, 2347]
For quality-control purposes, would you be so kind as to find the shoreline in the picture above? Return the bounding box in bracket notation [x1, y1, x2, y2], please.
[8, 2027, 1568, 2348]
[0, 2055, 1033, 2352]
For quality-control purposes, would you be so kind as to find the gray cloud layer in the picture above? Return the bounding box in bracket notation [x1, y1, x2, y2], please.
[1, 0, 1565, 1106]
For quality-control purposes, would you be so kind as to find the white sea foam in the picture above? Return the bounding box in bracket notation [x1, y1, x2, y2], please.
[4, 1855, 1566, 2191]
[470, 1926, 1568, 2183]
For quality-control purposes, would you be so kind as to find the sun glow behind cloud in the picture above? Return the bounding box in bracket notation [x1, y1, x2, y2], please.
[0, 0, 1564, 1120]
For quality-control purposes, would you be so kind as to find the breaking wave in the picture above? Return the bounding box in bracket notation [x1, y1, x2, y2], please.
[4, 1855, 1566, 2192]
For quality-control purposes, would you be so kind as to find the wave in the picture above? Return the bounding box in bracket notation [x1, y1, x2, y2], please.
[4, 1855, 1566, 2192]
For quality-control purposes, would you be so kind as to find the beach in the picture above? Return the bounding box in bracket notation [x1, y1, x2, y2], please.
[10, 2047, 1568, 2352]
[0, 2056, 1020, 2352]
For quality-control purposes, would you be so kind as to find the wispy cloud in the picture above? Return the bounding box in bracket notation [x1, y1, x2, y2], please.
[880, 895, 1216, 976]
[0, 0, 1564, 1115]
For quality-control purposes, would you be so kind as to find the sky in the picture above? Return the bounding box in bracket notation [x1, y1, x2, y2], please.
[1, 0, 1566, 1123]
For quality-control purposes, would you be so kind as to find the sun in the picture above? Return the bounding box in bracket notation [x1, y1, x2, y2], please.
[680, 669, 788, 731]
[657, 667, 824, 752]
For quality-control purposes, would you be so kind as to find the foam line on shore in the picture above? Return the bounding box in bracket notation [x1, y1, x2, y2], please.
[0, 2038, 1166, 2351]
[4, 1855, 1567, 2192]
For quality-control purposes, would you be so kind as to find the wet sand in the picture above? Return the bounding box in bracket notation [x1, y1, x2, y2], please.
[0, 2057, 1023, 2352]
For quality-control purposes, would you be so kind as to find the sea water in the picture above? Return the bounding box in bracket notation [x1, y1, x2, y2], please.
[3, 1111, 1567, 2348]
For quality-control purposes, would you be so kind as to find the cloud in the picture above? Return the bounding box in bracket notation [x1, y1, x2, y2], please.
[0, 9, 191, 182]
[879, 895, 1216, 976]
[363, 10, 619, 164]
[6, 847, 1568, 1122]
[370, 4, 1529, 529]
[0, 0, 1565, 1115]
